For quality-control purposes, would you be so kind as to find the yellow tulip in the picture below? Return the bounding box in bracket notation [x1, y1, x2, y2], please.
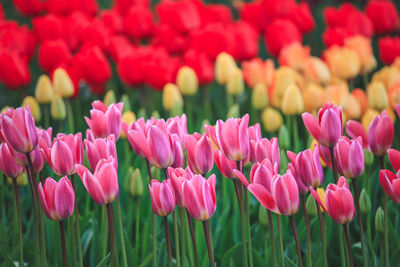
[261, 107, 283, 133]
[226, 67, 244, 96]
[361, 109, 379, 133]
[303, 83, 323, 113]
[53, 68, 74, 98]
[51, 94, 66, 120]
[270, 66, 299, 107]
[7, 173, 28, 186]
[316, 188, 326, 212]
[344, 35, 377, 74]
[278, 42, 310, 71]
[34, 74, 54, 104]
[367, 81, 388, 111]
[252, 83, 268, 110]
[304, 57, 331, 84]
[324, 46, 361, 79]
[342, 94, 361, 120]
[215, 52, 236, 85]
[22, 96, 41, 122]
[281, 83, 304, 115]
[120, 111, 136, 138]
[104, 90, 117, 106]
[162, 83, 183, 111]
[176, 66, 199, 96]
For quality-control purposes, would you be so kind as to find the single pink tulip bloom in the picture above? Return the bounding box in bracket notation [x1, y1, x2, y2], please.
[250, 137, 280, 169]
[85, 134, 117, 171]
[167, 114, 188, 146]
[168, 167, 194, 207]
[214, 149, 237, 179]
[38, 176, 75, 221]
[183, 174, 216, 221]
[215, 114, 250, 161]
[75, 157, 119, 205]
[123, 117, 155, 157]
[185, 133, 214, 175]
[335, 137, 364, 178]
[149, 179, 175, 216]
[11, 146, 44, 173]
[379, 169, 400, 204]
[37, 127, 52, 148]
[302, 102, 342, 147]
[171, 134, 185, 168]
[0, 107, 38, 153]
[85, 100, 124, 139]
[248, 123, 262, 142]
[310, 177, 355, 224]
[272, 171, 300, 216]
[388, 149, 400, 172]
[0, 143, 24, 178]
[41, 133, 84, 176]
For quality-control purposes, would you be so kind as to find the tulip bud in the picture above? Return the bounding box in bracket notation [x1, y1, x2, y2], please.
[368, 81, 388, 111]
[35, 74, 54, 104]
[227, 104, 240, 119]
[261, 107, 283, 133]
[151, 166, 160, 180]
[252, 83, 268, 110]
[215, 52, 236, 85]
[281, 84, 304, 115]
[280, 150, 288, 171]
[364, 150, 374, 165]
[375, 207, 384, 233]
[120, 94, 131, 112]
[201, 119, 210, 134]
[7, 173, 28, 186]
[359, 189, 371, 214]
[53, 68, 74, 98]
[152, 111, 160, 120]
[125, 167, 144, 199]
[22, 96, 41, 122]
[137, 108, 146, 119]
[306, 193, 317, 216]
[226, 68, 244, 96]
[121, 111, 136, 139]
[258, 205, 269, 226]
[104, 90, 117, 106]
[278, 125, 290, 150]
[176, 66, 199, 96]
[51, 94, 66, 120]
[163, 83, 183, 111]
[361, 109, 379, 132]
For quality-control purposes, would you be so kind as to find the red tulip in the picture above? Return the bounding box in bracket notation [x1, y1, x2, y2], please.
[322, 27, 354, 48]
[151, 24, 188, 54]
[183, 174, 216, 221]
[85, 101, 124, 139]
[38, 177, 75, 221]
[114, 0, 150, 15]
[379, 169, 400, 204]
[287, 2, 315, 34]
[80, 19, 113, 51]
[117, 49, 147, 87]
[240, 1, 270, 32]
[38, 39, 72, 73]
[33, 14, 65, 43]
[378, 36, 400, 65]
[183, 49, 214, 85]
[84, 134, 117, 172]
[0, 3, 4, 20]
[0, 22, 36, 60]
[0, 143, 24, 178]
[311, 177, 355, 224]
[75, 157, 119, 205]
[231, 21, 259, 61]
[0, 50, 31, 89]
[335, 137, 364, 178]
[100, 9, 123, 34]
[196, 2, 232, 26]
[0, 107, 38, 153]
[123, 6, 154, 39]
[302, 103, 342, 147]
[366, 0, 399, 35]
[265, 19, 301, 57]
[149, 179, 175, 216]
[12, 0, 44, 16]
[168, 167, 194, 207]
[185, 133, 214, 175]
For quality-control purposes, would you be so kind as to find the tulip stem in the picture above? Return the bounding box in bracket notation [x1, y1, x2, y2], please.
[135, 199, 140, 265]
[184, 96, 193, 132]
[329, 146, 338, 183]
[267, 211, 278, 267]
[301, 195, 312, 267]
[291, 116, 299, 152]
[343, 224, 354, 267]
[59, 221, 67, 267]
[116, 198, 129, 267]
[379, 156, 390, 267]
[173, 210, 181, 267]
[145, 159, 153, 183]
[106, 203, 117, 267]
[244, 188, 254, 267]
[179, 208, 186, 266]
[202, 220, 214, 266]
[164, 216, 173, 267]
[144, 159, 157, 267]
[276, 215, 286, 267]
[351, 179, 367, 266]
[186, 209, 199, 267]
[66, 99, 74, 133]
[13, 178, 23, 266]
[202, 86, 212, 121]
[315, 200, 328, 267]
[233, 178, 248, 267]
[290, 216, 303, 267]
[71, 174, 83, 267]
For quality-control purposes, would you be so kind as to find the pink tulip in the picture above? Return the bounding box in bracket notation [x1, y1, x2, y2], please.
[41, 133, 84, 176]
[395, 104, 400, 119]
[85, 100, 124, 139]
[214, 149, 237, 179]
[248, 123, 262, 142]
[335, 137, 364, 178]
[168, 167, 194, 207]
[183, 174, 216, 221]
[379, 169, 400, 204]
[167, 114, 187, 146]
[149, 179, 175, 216]
[250, 137, 280, 169]
[84, 134, 117, 171]
[346, 111, 394, 156]
[185, 133, 214, 175]
[272, 172, 300, 216]
[388, 149, 400, 172]
[127, 119, 174, 169]
[310, 177, 355, 224]
[37, 127, 52, 148]
[75, 157, 119, 205]
[0, 143, 24, 178]
[0, 107, 38, 153]
[171, 134, 185, 168]
[124, 117, 154, 157]
[215, 114, 250, 161]
[11, 146, 44, 173]
[38, 176, 75, 221]
[302, 102, 342, 147]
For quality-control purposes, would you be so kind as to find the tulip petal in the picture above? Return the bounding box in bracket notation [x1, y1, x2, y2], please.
[82, 171, 106, 205]
[234, 170, 249, 187]
[302, 113, 322, 144]
[388, 149, 400, 172]
[183, 180, 202, 220]
[55, 177, 75, 220]
[309, 186, 327, 212]
[248, 183, 275, 211]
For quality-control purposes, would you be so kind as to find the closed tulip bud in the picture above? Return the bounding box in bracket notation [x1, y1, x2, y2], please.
[121, 111, 136, 139]
[151, 166, 160, 180]
[177, 66, 198, 96]
[281, 84, 304, 115]
[367, 82, 388, 111]
[51, 94, 66, 120]
[272, 172, 300, 216]
[215, 52, 236, 85]
[22, 96, 41, 122]
[261, 107, 283, 133]
[364, 150, 374, 165]
[163, 83, 183, 112]
[120, 94, 131, 112]
[149, 179, 175, 216]
[104, 90, 117, 106]
[359, 189, 371, 213]
[35, 74, 54, 104]
[227, 104, 240, 119]
[252, 83, 268, 110]
[137, 108, 146, 119]
[152, 111, 161, 119]
[278, 125, 290, 149]
[306, 193, 317, 216]
[125, 168, 143, 199]
[335, 137, 364, 178]
[7, 173, 28, 186]
[226, 68, 244, 96]
[185, 133, 214, 175]
[375, 207, 384, 232]
[258, 205, 269, 225]
[53, 68, 74, 98]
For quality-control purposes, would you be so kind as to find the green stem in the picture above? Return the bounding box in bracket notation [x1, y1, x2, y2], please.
[66, 99, 74, 133]
[276, 215, 286, 267]
[106, 203, 116, 267]
[60, 221, 67, 267]
[145, 159, 157, 267]
[301, 195, 312, 267]
[202, 86, 212, 121]
[71, 174, 83, 267]
[315, 200, 328, 267]
[290, 216, 303, 267]
[116, 198, 128, 267]
[338, 224, 346, 267]
[135, 199, 140, 266]
[13, 178, 24, 266]
[343, 224, 354, 267]
[233, 178, 248, 267]
[179, 208, 186, 266]
[244, 187, 254, 267]
[70, 214, 77, 267]
[44, 104, 50, 129]
[186, 209, 199, 267]
[101, 205, 109, 257]
[164, 216, 173, 267]
[173, 210, 181, 267]
[184, 96, 193, 132]
[380, 156, 389, 267]
[329, 146, 338, 183]
[292, 116, 299, 152]
[202, 220, 214, 267]
[267, 211, 278, 267]
[352, 179, 367, 266]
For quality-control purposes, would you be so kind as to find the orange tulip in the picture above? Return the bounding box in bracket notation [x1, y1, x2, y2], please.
[352, 89, 369, 115]
[242, 58, 275, 88]
[344, 35, 377, 74]
[323, 45, 361, 79]
[304, 57, 331, 84]
[278, 42, 311, 71]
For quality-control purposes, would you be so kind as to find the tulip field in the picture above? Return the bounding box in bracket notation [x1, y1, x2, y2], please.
[2, 0, 400, 267]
